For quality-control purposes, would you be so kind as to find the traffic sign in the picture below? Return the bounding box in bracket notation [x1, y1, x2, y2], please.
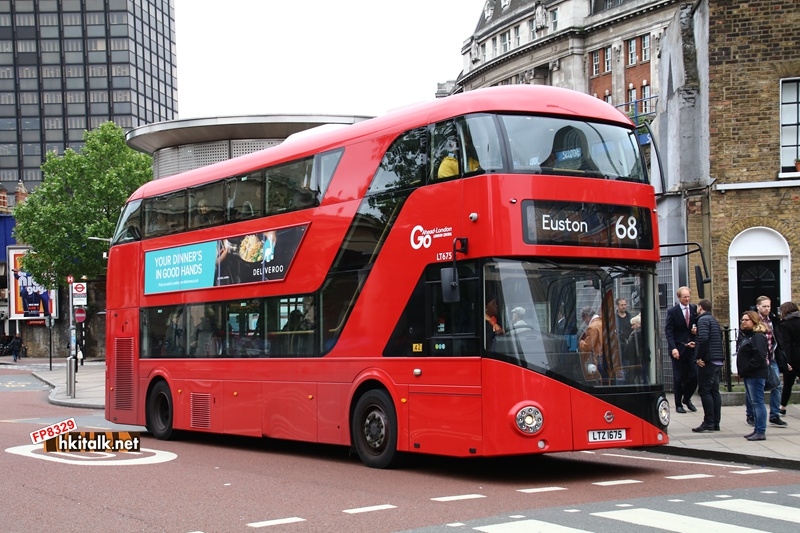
[74, 308, 87, 323]
[72, 282, 87, 306]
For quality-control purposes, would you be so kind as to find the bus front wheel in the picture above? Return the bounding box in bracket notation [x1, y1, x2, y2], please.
[351, 389, 399, 469]
[146, 380, 175, 440]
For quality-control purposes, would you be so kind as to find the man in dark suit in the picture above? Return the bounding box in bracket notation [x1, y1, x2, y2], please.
[665, 286, 698, 413]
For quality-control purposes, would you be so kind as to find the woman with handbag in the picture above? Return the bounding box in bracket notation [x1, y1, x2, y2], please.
[737, 311, 770, 441]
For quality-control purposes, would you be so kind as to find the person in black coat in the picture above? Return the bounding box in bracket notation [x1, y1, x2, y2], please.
[664, 286, 698, 413]
[692, 299, 724, 432]
[737, 311, 770, 441]
[779, 301, 800, 414]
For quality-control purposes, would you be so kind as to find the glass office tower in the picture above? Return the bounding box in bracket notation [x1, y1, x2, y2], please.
[0, 0, 177, 191]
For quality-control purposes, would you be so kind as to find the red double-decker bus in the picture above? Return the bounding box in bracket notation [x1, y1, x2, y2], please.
[105, 85, 670, 468]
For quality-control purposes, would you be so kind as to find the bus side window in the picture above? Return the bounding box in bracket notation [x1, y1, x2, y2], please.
[226, 173, 265, 222]
[368, 127, 427, 194]
[266, 158, 317, 215]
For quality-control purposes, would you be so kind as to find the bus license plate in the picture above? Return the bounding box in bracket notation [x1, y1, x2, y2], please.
[588, 429, 626, 442]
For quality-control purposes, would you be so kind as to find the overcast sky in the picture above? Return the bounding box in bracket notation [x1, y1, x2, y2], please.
[172, 0, 486, 119]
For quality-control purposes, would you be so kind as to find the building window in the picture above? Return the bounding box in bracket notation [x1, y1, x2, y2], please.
[0, 67, 11, 79]
[88, 39, 107, 51]
[39, 13, 59, 26]
[642, 35, 651, 62]
[41, 40, 60, 52]
[111, 64, 130, 76]
[42, 66, 61, 78]
[18, 66, 37, 79]
[66, 91, 85, 103]
[605, 94, 613, 105]
[110, 38, 129, 51]
[514, 25, 520, 47]
[63, 13, 83, 26]
[627, 88, 637, 111]
[530, 19, 536, 41]
[19, 93, 39, 105]
[628, 39, 637, 65]
[0, 41, 11, 53]
[89, 65, 108, 77]
[68, 117, 86, 129]
[16, 41, 37, 53]
[492, 37, 497, 58]
[641, 85, 651, 114]
[592, 51, 600, 76]
[109, 12, 128, 24]
[65, 40, 83, 52]
[43, 92, 63, 104]
[90, 91, 109, 103]
[15, 14, 36, 26]
[0, 93, 13, 105]
[551, 9, 558, 31]
[66, 65, 84, 77]
[501, 31, 510, 53]
[780, 79, 800, 171]
[86, 13, 105, 25]
[604, 46, 612, 72]
[0, 15, 10, 27]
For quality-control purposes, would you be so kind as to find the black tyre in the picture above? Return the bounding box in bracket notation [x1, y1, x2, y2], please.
[351, 389, 399, 469]
[146, 380, 175, 440]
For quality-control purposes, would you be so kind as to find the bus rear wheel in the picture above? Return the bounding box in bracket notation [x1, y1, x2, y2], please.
[351, 389, 399, 469]
[146, 380, 175, 440]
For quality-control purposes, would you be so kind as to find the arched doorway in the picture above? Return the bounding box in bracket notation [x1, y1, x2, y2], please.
[728, 227, 791, 327]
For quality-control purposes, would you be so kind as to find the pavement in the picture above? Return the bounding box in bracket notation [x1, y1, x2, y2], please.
[2, 355, 800, 469]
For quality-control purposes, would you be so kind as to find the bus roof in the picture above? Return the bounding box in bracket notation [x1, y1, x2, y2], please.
[131, 85, 634, 201]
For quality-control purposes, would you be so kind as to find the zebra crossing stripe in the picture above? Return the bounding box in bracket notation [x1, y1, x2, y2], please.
[697, 498, 800, 522]
[475, 519, 591, 532]
[592, 508, 771, 532]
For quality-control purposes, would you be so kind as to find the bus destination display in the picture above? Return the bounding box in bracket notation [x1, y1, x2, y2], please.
[522, 200, 653, 249]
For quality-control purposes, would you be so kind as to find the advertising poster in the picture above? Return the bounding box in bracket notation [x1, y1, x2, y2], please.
[7, 247, 59, 320]
[145, 224, 308, 295]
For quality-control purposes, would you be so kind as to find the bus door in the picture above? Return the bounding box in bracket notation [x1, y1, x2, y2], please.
[406, 260, 484, 457]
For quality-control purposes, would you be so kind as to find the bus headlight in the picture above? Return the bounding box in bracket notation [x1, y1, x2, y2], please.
[657, 397, 670, 427]
[515, 406, 544, 434]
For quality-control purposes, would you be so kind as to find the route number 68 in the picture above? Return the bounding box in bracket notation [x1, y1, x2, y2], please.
[615, 216, 638, 240]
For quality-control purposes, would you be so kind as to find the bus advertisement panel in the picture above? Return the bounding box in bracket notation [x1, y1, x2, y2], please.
[105, 85, 669, 468]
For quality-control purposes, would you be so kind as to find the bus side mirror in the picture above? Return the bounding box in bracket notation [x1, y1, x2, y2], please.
[695, 265, 711, 299]
[441, 267, 460, 303]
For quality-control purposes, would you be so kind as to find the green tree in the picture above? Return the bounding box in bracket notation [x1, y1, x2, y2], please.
[13, 122, 152, 288]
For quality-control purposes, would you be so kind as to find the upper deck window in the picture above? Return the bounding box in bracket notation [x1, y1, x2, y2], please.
[502, 115, 646, 183]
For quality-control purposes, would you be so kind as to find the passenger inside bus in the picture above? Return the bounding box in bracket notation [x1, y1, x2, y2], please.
[192, 199, 222, 228]
[542, 126, 600, 174]
[437, 135, 480, 179]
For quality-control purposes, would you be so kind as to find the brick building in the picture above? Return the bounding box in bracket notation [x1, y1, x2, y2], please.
[658, 0, 800, 333]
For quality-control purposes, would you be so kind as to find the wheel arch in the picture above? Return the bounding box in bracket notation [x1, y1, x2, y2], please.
[347, 369, 408, 453]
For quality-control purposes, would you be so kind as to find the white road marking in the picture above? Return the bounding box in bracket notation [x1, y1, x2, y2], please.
[517, 486, 567, 493]
[431, 494, 486, 502]
[698, 498, 800, 522]
[342, 504, 396, 514]
[602, 453, 752, 469]
[593, 508, 771, 532]
[730, 469, 776, 475]
[591, 479, 642, 486]
[665, 474, 714, 480]
[475, 519, 590, 532]
[246, 517, 305, 528]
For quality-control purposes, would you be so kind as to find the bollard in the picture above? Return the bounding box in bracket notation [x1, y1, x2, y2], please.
[66, 355, 76, 398]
